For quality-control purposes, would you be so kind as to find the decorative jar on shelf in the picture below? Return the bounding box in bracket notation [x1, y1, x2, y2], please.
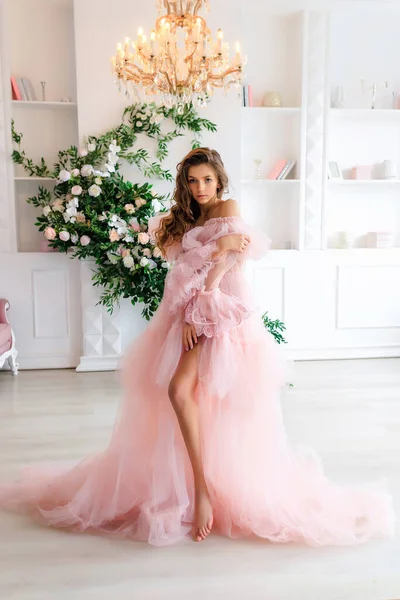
[262, 92, 282, 108]
[382, 160, 397, 180]
[367, 232, 394, 249]
[337, 231, 354, 249]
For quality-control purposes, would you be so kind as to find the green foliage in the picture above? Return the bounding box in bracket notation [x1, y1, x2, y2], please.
[11, 102, 216, 320]
[262, 312, 287, 345]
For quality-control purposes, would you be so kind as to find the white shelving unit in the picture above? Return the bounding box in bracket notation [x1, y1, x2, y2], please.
[239, 10, 304, 250]
[328, 179, 400, 186]
[14, 177, 56, 181]
[12, 101, 77, 108]
[325, 7, 400, 250]
[7, 0, 78, 252]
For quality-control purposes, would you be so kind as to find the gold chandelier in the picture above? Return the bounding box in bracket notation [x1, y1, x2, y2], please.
[111, 0, 244, 109]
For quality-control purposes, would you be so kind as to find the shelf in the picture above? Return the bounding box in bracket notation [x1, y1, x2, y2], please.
[241, 107, 301, 114]
[14, 177, 56, 181]
[328, 179, 400, 185]
[241, 179, 300, 185]
[331, 108, 400, 118]
[11, 100, 77, 108]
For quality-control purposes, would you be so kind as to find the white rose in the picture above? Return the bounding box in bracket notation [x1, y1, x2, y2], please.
[161, 262, 170, 269]
[142, 248, 151, 257]
[71, 169, 80, 178]
[81, 164, 94, 177]
[138, 232, 150, 244]
[94, 177, 102, 185]
[71, 185, 82, 196]
[59, 230, 70, 241]
[78, 148, 88, 157]
[43, 206, 51, 216]
[80, 235, 91, 246]
[152, 246, 162, 258]
[140, 257, 149, 267]
[106, 163, 115, 173]
[71, 234, 78, 244]
[58, 169, 71, 182]
[87, 142, 96, 152]
[88, 184, 101, 197]
[123, 255, 135, 268]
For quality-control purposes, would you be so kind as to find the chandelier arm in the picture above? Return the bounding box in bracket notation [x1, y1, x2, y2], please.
[193, 0, 202, 15]
[124, 64, 155, 85]
[159, 69, 175, 92]
[206, 67, 241, 81]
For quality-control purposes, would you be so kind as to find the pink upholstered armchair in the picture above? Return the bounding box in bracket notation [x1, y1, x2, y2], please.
[0, 298, 19, 375]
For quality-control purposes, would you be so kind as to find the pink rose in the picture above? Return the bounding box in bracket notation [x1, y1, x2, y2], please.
[80, 235, 91, 246]
[121, 249, 131, 258]
[124, 203, 135, 214]
[76, 212, 86, 224]
[109, 229, 120, 242]
[44, 227, 56, 240]
[130, 222, 141, 233]
[152, 246, 162, 258]
[59, 231, 70, 242]
[142, 248, 151, 257]
[138, 232, 150, 244]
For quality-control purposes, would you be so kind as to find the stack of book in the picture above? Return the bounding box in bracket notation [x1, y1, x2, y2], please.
[267, 159, 296, 180]
[242, 85, 253, 107]
[11, 77, 36, 101]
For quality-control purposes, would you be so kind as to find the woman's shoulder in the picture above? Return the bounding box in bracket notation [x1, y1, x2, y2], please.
[216, 199, 241, 219]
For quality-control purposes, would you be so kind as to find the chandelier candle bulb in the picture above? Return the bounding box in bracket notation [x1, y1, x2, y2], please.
[217, 28, 223, 53]
[150, 31, 156, 55]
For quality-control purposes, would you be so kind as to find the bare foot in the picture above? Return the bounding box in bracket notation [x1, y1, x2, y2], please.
[193, 490, 213, 542]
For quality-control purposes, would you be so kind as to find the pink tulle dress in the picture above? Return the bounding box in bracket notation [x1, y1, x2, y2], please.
[0, 215, 395, 546]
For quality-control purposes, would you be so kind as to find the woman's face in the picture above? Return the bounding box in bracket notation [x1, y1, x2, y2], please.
[187, 164, 219, 206]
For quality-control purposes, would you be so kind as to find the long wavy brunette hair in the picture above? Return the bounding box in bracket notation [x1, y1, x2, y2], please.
[154, 147, 229, 257]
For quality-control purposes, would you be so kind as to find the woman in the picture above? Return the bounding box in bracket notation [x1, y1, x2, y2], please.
[0, 148, 394, 546]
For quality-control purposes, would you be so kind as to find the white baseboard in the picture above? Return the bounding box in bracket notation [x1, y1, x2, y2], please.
[76, 356, 121, 372]
[4, 347, 400, 372]
[4, 354, 80, 370]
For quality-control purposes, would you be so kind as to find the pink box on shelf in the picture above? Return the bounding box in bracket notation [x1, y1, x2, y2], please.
[351, 165, 373, 180]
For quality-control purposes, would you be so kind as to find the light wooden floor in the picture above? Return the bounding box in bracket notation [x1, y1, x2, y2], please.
[0, 359, 399, 600]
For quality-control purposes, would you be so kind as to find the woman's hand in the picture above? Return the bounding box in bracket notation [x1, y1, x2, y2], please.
[216, 233, 250, 255]
[182, 322, 198, 351]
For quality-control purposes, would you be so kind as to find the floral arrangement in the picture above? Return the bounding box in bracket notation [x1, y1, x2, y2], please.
[12, 102, 216, 320]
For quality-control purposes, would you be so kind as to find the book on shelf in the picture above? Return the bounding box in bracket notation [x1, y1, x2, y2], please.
[10, 77, 21, 100]
[10, 76, 36, 101]
[267, 159, 296, 180]
[242, 84, 253, 107]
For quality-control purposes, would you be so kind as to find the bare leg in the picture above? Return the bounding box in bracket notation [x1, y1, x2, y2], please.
[168, 341, 213, 542]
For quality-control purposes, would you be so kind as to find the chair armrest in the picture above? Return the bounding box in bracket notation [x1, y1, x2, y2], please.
[0, 298, 10, 324]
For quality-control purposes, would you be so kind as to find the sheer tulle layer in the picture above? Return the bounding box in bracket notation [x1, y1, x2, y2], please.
[0, 216, 395, 546]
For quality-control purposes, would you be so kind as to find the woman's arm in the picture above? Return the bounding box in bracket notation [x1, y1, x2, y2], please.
[209, 200, 250, 261]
